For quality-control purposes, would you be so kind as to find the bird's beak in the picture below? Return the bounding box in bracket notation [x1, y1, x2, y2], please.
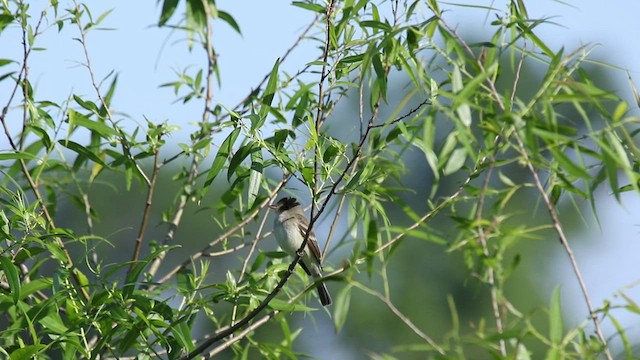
[269, 203, 279, 210]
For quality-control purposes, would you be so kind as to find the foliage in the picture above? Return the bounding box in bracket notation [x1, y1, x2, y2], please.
[0, 0, 639, 359]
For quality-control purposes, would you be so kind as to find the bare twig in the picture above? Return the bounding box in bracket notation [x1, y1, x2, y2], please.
[230, 200, 273, 330]
[206, 310, 280, 357]
[513, 131, 611, 358]
[351, 281, 445, 355]
[312, 0, 338, 217]
[474, 163, 507, 356]
[153, 179, 287, 287]
[129, 148, 160, 271]
[72, 0, 151, 187]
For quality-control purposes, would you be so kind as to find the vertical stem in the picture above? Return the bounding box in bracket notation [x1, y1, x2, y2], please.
[312, 0, 337, 217]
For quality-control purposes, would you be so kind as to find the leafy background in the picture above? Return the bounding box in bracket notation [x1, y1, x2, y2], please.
[1, 0, 640, 359]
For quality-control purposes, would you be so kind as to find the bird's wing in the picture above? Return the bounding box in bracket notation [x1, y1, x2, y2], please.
[297, 217, 324, 268]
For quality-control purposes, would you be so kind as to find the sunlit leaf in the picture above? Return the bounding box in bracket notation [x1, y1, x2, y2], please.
[204, 127, 241, 187]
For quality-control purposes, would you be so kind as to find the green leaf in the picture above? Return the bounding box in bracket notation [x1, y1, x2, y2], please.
[549, 286, 563, 345]
[39, 311, 69, 334]
[443, 148, 466, 175]
[257, 59, 280, 130]
[323, 143, 341, 163]
[360, 20, 392, 32]
[58, 140, 107, 166]
[124, 245, 178, 299]
[371, 52, 387, 101]
[0, 151, 40, 161]
[20, 278, 52, 300]
[159, 0, 179, 25]
[0, 59, 16, 67]
[365, 219, 379, 274]
[219, 11, 241, 35]
[268, 129, 290, 150]
[451, 64, 472, 127]
[172, 319, 195, 352]
[248, 148, 263, 208]
[177, 267, 194, 293]
[204, 127, 241, 187]
[268, 298, 315, 311]
[547, 146, 590, 180]
[0, 256, 20, 304]
[333, 285, 352, 333]
[291, 1, 325, 13]
[186, 0, 206, 34]
[73, 95, 99, 114]
[68, 109, 118, 137]
[228, 141, 258, 181]
[9, 345, 46, 360]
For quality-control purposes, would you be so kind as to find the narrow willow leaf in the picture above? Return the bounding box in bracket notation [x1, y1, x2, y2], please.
[606, 132, 639, 192]
[123, 245, 178, 299]
[450, 64, 471, 126]
[58, 140, 107, 166]
[0, 256, 20, 304]
[333, 285, 352, 333]
[291, 1, 325, 13]
[247, 148, 263, 208]
[611, 101, 627, 123]
[549, 286, 563, 346]
[204, 127, 240, 187]
[627, 72, 640, 107]
[39, 311, 69, 335]
[360, 20, 392, 32]
[257, 59, 280, 131]
[371, 52, 387, 101]
[219, 11, 241, 35]
[597, 136, 620, 201]
[365, 219, 378, 275]
[0, 151, 39, 161]
[547, 146, 590, 180]
[172, 320, 195, 352]
[68, 109, 118, 138]
[228, 141, 257, 181]
[73, 95, 99, 114]
[443, 148, 467, 175]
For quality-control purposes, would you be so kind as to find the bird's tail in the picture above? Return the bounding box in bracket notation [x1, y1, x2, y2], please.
[316, 281, 332, 306]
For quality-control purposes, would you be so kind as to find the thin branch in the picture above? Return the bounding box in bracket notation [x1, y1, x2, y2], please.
[72, 0, 151, 187]
[435, 13, 611, 358]
[322, 192, 347, 258]
[230, 200, 272, 330]
[129, 148, 161, 272]
[206, 310, 280, 358]
[474, 163, 507, 356]
[160, 14, 320, 168]
[512, 131, 611, 359]
[178, 213, 309, 359]
[153, 180, 287, 287]
[312, 0, 338, 217]
[351, 281, 445, 355]
[0, 4, 88, 300]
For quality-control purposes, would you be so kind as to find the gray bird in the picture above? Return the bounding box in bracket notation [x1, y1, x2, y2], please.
[270, 197, 332, 306]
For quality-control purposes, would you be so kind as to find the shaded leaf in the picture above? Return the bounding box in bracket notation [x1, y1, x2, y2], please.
[0, 256, 20, 304]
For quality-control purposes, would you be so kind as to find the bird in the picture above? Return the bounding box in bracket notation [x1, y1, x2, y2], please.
[270, 196, 332, 306]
